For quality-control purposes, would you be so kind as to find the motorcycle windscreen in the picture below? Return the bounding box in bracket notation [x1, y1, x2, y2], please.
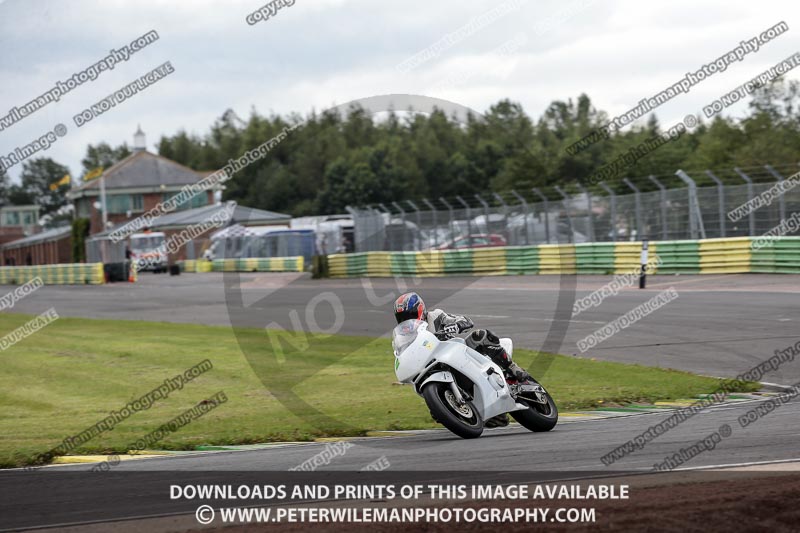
[392, 319, 427, 357]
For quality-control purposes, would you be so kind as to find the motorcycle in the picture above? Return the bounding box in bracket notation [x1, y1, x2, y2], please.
[392, 319, 558, 439]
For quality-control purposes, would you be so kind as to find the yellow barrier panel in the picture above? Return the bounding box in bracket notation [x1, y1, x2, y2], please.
[367, 252, 392, 277]
[699, 237, 751, 273]
[0, 263, 105, 285]
[613, 241, 652, 273]
[328, 254, 348, 277]
[416, 250, 444, 276]
[472, 248, 507, 275]
[537, 244, 576, 274]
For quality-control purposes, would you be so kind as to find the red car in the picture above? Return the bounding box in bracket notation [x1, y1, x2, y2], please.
[436, 234, 507, 250]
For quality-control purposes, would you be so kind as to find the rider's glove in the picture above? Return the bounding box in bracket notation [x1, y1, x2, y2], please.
[456, 317, 474, 333]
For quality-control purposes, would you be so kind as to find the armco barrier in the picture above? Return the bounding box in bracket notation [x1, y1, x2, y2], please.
[0, 263, 105, 285]
[178, 257, 304, 273]
[326, 237, 800, 277]
[750, 236, 800, 274]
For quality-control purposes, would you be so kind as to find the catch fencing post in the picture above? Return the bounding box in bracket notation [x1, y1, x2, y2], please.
[647, 175, 669, 240]
[510, 190, 531, 245]
[554, 186, 575, 243]
[422, 198, 438, 248]
[475, 194, 491, 234]
[675, 170, 705, 239]
[623, 178, 644, 240]
[440, 197, 455, 244]
[733, 167, 756, 236]
[704, 171, 726, 238]
[577, 183, 595, 242]
[765, 165, 787, 224]
[455, 196, 472, 243]
[493, 192, 510, 244]
[406, 200, 422, 250]
[392, 201, 408, 250]
[599, 182, 617, 242]
[532, 188, 551, 244]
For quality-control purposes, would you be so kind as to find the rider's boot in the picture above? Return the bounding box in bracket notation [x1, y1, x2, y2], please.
[507, 362, 535, 383]
[468, 329, 536, 383]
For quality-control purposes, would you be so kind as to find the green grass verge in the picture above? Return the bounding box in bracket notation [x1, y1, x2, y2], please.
[0, 314, 758, 468]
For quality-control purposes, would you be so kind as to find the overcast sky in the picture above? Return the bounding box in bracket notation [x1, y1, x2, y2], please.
[1, 0, 799, 183]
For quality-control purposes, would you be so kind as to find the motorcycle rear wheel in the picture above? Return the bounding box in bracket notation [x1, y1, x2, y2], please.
[422, 382, 484, 439]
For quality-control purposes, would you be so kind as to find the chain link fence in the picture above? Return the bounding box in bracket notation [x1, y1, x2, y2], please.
[348, 165, 800, 252]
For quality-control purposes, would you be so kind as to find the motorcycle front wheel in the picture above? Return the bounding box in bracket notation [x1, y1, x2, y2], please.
[510, 390, 558, 432]
[422, 382, 484, 439]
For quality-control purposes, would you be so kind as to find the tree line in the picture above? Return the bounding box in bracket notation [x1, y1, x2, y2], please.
[2, 79, 799, 220]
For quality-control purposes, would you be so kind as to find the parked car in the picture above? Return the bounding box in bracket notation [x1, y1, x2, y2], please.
[435, 234, 507, 250]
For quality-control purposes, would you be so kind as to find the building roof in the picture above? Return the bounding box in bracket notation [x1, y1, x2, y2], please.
[0, 225, 71, 250]
[89, 203, 291, 236]
[151, 203, 290, 229]
[68, 151, 215, 196]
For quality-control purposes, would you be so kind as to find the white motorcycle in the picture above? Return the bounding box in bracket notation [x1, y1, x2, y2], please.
[392, 319, 558, 439]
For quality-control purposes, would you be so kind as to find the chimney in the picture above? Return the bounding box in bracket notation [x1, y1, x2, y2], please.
[133, 125, 146, 152]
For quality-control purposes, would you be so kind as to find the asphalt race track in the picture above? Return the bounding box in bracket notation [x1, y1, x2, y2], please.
[3, 399, 799, 530]
[3, 273, 799, 530]
[6, 272, 800, 384]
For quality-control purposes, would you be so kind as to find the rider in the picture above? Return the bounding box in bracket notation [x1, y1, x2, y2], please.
[393, 292, 534, 383]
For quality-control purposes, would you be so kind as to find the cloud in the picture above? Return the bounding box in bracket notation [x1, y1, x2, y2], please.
[1, 0, 799, 182]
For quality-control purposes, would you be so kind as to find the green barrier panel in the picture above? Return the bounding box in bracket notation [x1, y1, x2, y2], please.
[648, 240, 700, 274]
[575, 243, 616, 274]
[505, 246, 539, 275]
[346, 253, 369, 277]
[391, 252, 417, 276]
[442, 250, 473, 274]
[751, 237, 800, 273]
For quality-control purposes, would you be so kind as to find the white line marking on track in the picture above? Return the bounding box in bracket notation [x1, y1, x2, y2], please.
[669, 457, 800, 471]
